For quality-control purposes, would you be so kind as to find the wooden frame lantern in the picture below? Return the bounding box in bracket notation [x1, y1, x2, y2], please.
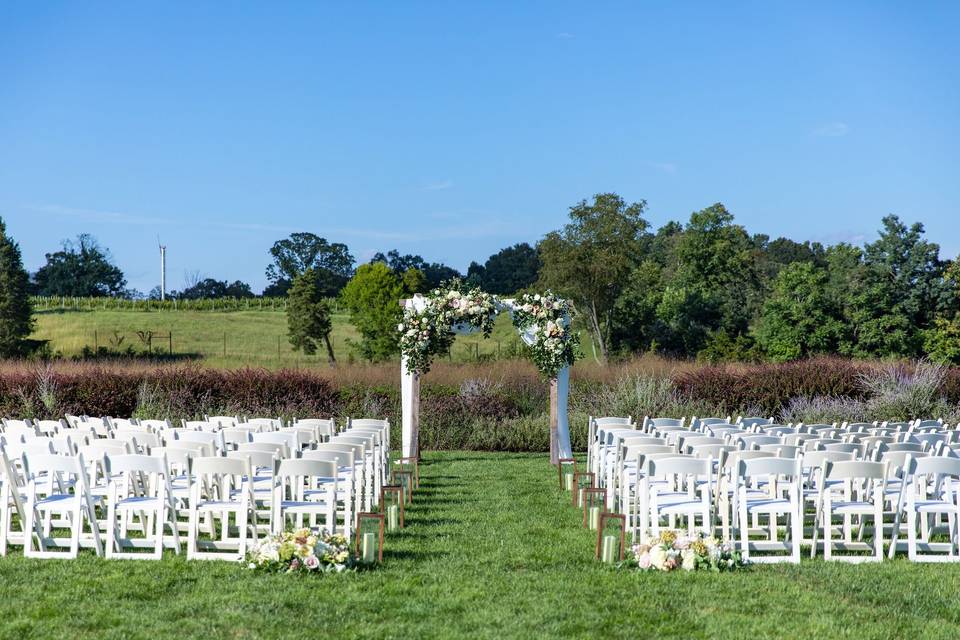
[355, 512, 384, 564]
[558, 458, 576, 491]
[581, 488, 606, 530]
[596, 512, 626, 564]
[380, 485, 405, 531]
[572, 471, 595, 508]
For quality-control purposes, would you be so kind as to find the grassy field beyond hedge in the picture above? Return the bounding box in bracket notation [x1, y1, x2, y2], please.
[2, 452, 959, 639]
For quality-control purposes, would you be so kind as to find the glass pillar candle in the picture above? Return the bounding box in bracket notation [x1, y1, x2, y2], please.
[572, 472, 595, 508]
[558, 458, 576, 492]
[596, 512, 626, 563]
[581, 488, 606, 530]
[380, 485, 405, 531]
[355, 512, 384, 564]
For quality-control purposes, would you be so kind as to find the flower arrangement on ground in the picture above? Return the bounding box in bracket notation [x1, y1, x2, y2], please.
[509, 292, 579, 379]
[399, 279, 498, 375]
[630, 530, 747, 572]
[247, 528, 354, 573]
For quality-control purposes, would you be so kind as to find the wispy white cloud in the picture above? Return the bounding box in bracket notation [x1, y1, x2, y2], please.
[813, 121, 850, 137]
[648, 161, 678, 175]
[422, 180, 453, 191]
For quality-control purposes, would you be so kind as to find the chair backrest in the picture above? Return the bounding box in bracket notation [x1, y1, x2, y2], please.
[149, 445, 195, 469]
[738, 456, 801, 480]
[913, 456, 960, 479]
[884, 442, 926, 454]
[292, 418, 335, 439]
[783, 433, 821, 446]
[219, 427, 255, 447]
[108, 418, 140, 430]
[80, 441, 131, 460]
[176, 431, 221, 449]
[315, 442, 363, 460]
[190, 455, 250, 478]
[688, 444, 736, 460]
[3, 422, 37, 440]
[737, 416, 773, 428]
[736, 435, 782, 450]
[760, 425, 798, 437]
[227, 449, 278, 470]
[679, 436, 726, 452]
[879, 450, 924, 473]
[252, 431, 299, 452]
[22, 452, 87, 480]
[245, 417, 283, 431]
[801, 450, 855, 469]
[647, 417, 685, 429]
[621, 435, 668, 447]
[301, 449, 354, 468]
[237, 441, 289, 458]
[706, 425, 748, 438]
[648, 456, 712, 478]
[106, 453, 167, 476]
[349, 418, 388, 429]
[3, 439, 55, 461]
[183, 420, 218, 432]
[280, 426, 317, 448]
[113, 430, 161, 452]
[824, 460, 888, 481]
[755, 444, 802, 458]
[823, 442, 866, 457]
[593, 416, 634, 427]
[909, 433, 949, 448]
[34, 419, 65, 436]
[274, 458, 337, 480]
[691, 417, 731, 429]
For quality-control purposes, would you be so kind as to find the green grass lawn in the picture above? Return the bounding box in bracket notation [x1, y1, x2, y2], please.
[2, 452, 960, 638]
[30, 309, 540, 369]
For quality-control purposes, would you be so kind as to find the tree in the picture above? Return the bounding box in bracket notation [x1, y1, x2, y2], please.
[372, 250, 461, 290]
[0, 217, 34, 357]
[609, 260, 664, 354]
[466, 243, 540, 295]
[924, 260, 960, 364]
[177, 278, 254, 299]
[286, 269, 335, 363]
[753, 262, 845, 361]
[265, 233, 355, 297]
[33, 234, 126, 296]
[651, 204, 760, 356]
[844, 215, 948, 357]
[339, 262, 404, 361]
[537, 193, 650, 362]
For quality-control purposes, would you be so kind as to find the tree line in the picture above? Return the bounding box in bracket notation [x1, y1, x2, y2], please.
[1, 194, 957, 365]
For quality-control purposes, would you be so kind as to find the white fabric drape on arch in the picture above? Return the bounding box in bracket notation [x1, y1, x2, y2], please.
[400, 295, 572, 459]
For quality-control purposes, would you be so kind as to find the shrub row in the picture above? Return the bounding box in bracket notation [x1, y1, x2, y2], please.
[1, 360, 957, 451]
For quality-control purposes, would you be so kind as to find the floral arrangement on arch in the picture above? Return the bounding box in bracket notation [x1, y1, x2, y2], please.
[247, 528, 354, 574]
[630, 530, 747, 572]
[509, 292, 579, 380]
[399, 279, 499, 375]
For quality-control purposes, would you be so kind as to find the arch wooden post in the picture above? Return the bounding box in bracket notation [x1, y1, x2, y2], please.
[549, 377, 559, 466]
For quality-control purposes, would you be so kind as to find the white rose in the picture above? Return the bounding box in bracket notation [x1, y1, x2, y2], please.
[681, 548, 697, 571]
[649, 545, 668, 571]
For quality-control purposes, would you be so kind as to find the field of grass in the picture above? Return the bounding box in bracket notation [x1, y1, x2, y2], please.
[30, 309, 552, 369]
[2, 452, 959, 639]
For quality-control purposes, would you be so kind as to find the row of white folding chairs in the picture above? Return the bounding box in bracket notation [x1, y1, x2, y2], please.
[609, 426, 959, 516]
[0, 444, 360, 560]
[591, 416, 958, 500]
[624, 447, 960, 563]
[0, 423, 388, 519]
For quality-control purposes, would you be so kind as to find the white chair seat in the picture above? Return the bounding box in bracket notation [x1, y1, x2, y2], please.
[658, 500, 706, 515]
[115, 496, 163, 510]
[744, 498, 793, 514]
[914, 500, 960, 514]
[830, 500, 875, 514]
[34, 494, 75, 510]
[278, 500, 331, 512]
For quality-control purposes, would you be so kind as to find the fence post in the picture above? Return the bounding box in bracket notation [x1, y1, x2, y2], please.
[169, 331, 173, 355]
[223, 332, 227, 358]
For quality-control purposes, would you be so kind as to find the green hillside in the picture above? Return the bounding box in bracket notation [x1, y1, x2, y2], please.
[30, 308, 538, 369]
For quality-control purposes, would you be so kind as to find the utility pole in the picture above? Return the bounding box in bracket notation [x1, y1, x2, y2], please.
[158, 237, 167, 301]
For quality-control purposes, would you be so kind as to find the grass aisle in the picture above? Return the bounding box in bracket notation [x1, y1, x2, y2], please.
[2, 452, 960, 639]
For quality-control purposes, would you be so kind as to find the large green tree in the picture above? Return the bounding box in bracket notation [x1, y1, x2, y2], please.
[33, 234, 127, 297]
[466, 243, 540, 295]
[753, 262, 845, 361]
[286, 268, 336, 363]
[537, 193, 650, 362]
[339, 262, 405, 362]
[654, 203, 761, 355]
[265, 233, 354, 297]
[0, 217, 34, 357]
[844, 215, 948, 357]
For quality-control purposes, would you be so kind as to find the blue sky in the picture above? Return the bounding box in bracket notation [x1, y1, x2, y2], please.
[1, 1, 957, 294]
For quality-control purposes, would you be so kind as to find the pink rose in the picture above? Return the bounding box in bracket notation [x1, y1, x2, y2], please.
[304, 555, 320, 570]
[637, 552, 651, 569]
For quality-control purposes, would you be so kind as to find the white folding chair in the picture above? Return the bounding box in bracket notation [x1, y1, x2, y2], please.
[900, 456, 960, 562]
[271, 459, 338, 536]
[186, 456, 256, 561]
[812, 460, 888, 562]
[638, 456, 713, 544]
[734, 457, 802, 563]
[104, 454, 181, 559]
[22, 453, 103, 558]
